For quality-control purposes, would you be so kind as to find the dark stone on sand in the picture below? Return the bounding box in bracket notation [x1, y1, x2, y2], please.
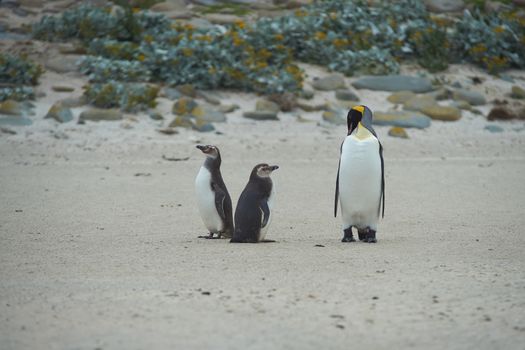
[243, 111, 279, 121]
[484, 125, 504, 133]
[79, 108, 122, 122]
[45, 102, 73, 123]
[312, 74, 346, 91]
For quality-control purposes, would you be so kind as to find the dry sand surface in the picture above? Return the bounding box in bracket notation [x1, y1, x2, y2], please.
[2, 67, 525, 349]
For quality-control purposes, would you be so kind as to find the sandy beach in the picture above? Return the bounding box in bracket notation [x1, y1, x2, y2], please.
[1, 0, 525, 346]
[2, 62, 525, 349]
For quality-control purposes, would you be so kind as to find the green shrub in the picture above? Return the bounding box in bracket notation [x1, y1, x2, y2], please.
[0, 53, 43, 86]
[31, 0, 525, 107]
[84, 81, 159, 112]
[0, 87, 36, 102]
[79, 56, 151, 82]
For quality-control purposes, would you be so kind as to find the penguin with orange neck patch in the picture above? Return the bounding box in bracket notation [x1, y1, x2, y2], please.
[334, 105, 385, 243]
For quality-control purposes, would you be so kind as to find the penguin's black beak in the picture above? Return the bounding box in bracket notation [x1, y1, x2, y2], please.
[196, 145, 205, 151]
[269, 165, 279, 171]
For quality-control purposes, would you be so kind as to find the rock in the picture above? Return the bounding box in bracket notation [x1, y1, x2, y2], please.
[162, 87, 183, 100]
[149, 0, 187, 12]
[511, 85, 525, 99]
[243, 111, 279, 121]
[157, 127, 179, 135]
[297, 101, 329, 112]
[452, 89, 486, 106]
[0, 116, 32, 126]
[300, 89, 315, 100]
[335, 89, 360, 101]
[44, 102, 73, 123]
[388, 126, 409, 139]
[499, 74, 515, 83]
[193, 119, 215, 132]
[59, 96, 88, 108]
[487, 106, 525, 120]
[295, 114, 314, 123]
[484, 125, 504, 133]
[197, 91, 221, 105]
[322, 109, 346, 125]
[312, 74, 346, 91]
[45, 55, 81, 73]
[149, 112, 164, 120]
[18, 0, 44, 7]
[485, 1, 507, 12]
[387, 91, 415, 104]
[120, 121, 133, 130]
[50, 130, 69, 139]
[79, 108, 122, 122]
[421, 105, 462, 121]
[450, 100, 472, 110]
[187, 18, 214, 30]
[424, 0, 465, 13]
[374, 111, 432, 129]
[0, 126, 17, 135]
[191, 106, 227, 123]
[169, 115, 194, 128]
[218, 104, 239, 113]
[176, 84, 197, 98]
[172, 97, 198, 115]
[156, 10, 193, 19]
[52, 85, 75, 93]
[204, 14, 245, 25]
[268, 93, 297, 112]
[403, 95, 437, 112]
[352, 75, 435, 93]
[255, 99, 280, 113]
[0, 100, 23, 116]
[426, 88, 451, 101]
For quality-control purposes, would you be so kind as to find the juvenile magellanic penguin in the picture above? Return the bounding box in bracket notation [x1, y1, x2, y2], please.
[334, 105, 385, 243]
[195, 145, 234, 239]
[231, 164, 279, 243]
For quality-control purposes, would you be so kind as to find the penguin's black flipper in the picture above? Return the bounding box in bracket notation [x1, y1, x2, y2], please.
[260, 200, 270, 228]
[334, 159, 340, 218]
[212, 182, 227, 221]
[334, 142, 343, 218]
[379, 142, 385, 218]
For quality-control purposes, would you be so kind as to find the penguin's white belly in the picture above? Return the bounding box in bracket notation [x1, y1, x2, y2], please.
[339, 135, 381, 230]
[259, 185, 275, 241]
[195, 167, 223, 233]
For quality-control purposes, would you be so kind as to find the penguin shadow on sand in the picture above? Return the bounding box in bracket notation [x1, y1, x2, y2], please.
[195, 145, 279, 243]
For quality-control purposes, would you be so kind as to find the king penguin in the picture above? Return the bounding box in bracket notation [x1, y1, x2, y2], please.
[195, 145, 234, 239]
[231, 163, 279, 243]
[334, 105, 385, 243]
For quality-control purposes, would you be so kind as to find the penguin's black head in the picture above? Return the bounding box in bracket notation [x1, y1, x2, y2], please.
[252, 163, 279, 179]
[347, 105, 374, 135]
[196, 144, 220, 159]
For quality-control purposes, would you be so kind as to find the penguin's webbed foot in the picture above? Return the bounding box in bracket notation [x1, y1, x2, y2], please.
[363, 229, 377, 243]
[341, 228, 356, 243]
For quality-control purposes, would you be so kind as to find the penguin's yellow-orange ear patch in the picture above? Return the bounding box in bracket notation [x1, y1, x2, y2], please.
[352, 105, 364, 114]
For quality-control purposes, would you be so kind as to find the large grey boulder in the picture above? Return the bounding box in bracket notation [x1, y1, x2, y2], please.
[373, 111, 432, 129]
[352, 75, 435, 93]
